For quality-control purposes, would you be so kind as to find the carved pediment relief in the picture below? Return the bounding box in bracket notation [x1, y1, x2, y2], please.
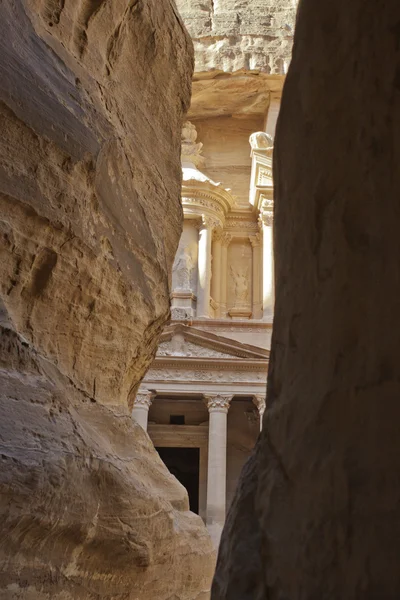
[157, 339, 234, 360]
[155, 324, 268, 361]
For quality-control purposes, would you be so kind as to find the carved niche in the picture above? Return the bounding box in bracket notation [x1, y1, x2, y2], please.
[172, 223, 198, 293]
[227, 241, 252, 316]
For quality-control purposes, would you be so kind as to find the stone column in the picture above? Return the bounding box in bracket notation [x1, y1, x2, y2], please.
[250, 233, 262, 319]
[261, 202, 274, 320]
[132, 390, 154, 431]
[197, 216, 216, 318]
[253, 394, 266, 431]
[211, 228, 223, 316]
[204, 393, 232, 548]
[219, 233, 232, 318]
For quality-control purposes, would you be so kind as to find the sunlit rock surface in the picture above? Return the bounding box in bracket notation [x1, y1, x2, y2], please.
[0, 0, 215, 597]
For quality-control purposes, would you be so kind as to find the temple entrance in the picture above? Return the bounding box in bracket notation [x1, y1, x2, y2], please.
[156, 447, 200, 514]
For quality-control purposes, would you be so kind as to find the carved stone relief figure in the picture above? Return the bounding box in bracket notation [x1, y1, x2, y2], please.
[230, 265, 249, 307]
[173, 242, 196, 290]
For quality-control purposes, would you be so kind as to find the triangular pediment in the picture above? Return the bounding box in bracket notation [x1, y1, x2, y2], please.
[156, 324, 268, 360]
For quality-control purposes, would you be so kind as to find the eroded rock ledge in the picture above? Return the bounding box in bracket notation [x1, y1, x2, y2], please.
[0, 0, 215, 597]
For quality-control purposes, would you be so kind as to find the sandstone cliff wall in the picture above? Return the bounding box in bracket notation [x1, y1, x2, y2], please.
[212, 1, 400, 598]
[0, 0, 215, 597]
[176, 0, 296, 74]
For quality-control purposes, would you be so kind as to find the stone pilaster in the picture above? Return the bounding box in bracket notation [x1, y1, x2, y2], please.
[220, 232, 232, 318]
[211, 228, 223, 316]
[204, 393, 232, 548]
[132, 390, 154, 431]
[250, 233, 262, 319]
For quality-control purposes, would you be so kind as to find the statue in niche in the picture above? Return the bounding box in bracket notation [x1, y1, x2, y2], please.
[230, 265, 249, 306]
[174, 245, 194, 290]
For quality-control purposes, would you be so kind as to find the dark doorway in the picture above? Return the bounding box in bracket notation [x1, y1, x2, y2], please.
[156, 447, 200, 514]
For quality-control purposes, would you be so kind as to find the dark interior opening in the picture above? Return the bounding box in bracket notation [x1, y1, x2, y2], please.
[170, 414, 185, 425]
[156, 447, 200, 514]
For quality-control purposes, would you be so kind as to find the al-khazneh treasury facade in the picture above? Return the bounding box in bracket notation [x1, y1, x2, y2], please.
[132, 0, 296, 548]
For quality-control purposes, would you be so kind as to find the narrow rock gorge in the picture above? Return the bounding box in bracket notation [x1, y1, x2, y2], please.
[0, 1, 215, 598]
[212, 1, 400, 599]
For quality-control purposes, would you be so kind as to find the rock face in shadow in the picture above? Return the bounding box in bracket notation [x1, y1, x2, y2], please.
[212, 1, 400, 598]
[0, 0, 215, 597]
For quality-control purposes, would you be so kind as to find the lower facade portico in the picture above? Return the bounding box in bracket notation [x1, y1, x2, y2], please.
[132, 323, 268, 547]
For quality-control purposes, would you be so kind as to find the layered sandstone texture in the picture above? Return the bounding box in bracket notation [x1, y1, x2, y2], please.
[212, 1, 400, 598]
[0, 0, 215, 598]
[176, 0, 296, 73]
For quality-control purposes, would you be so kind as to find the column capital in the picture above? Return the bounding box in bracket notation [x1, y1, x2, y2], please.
[213, 226, 224, 242]
[133, 390, 154, 409]
[262, 212, 273, 227]
[260, 198, 274, 227]
[220, 232, 232, 247]
[201, 215, 220, 230]
[249, 233, 261, 247]
[253, 394, 266, 414]
[204, 393, 232, 412]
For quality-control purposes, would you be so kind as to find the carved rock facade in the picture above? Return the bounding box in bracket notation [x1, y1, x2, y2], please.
[132, 0, 297, 560]
[0, 1, 215, 598]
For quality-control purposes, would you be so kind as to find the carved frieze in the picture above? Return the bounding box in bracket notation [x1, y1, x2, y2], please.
[183, 196, 225, 217]
[145, 369, 267, 383]
[225, 218, 259, 231]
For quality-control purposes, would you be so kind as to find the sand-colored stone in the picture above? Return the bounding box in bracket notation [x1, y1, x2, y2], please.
[212, 1, 400, 598]
[176, 0, 296, 74]
[0, 0, 194, 406]
[0, 0, 215, 597]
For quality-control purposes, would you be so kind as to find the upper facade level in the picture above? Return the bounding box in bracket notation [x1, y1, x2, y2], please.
[171, 122, 274, 326]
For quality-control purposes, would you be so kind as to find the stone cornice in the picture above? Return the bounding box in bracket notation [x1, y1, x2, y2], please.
[182, 181, 235, 226]
[150, 357, 268, 372]
[187, 318, 273, 330]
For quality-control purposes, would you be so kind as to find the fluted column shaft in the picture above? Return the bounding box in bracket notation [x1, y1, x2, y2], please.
[205, 394, 232, 548]
[132, 390, 154, 431]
